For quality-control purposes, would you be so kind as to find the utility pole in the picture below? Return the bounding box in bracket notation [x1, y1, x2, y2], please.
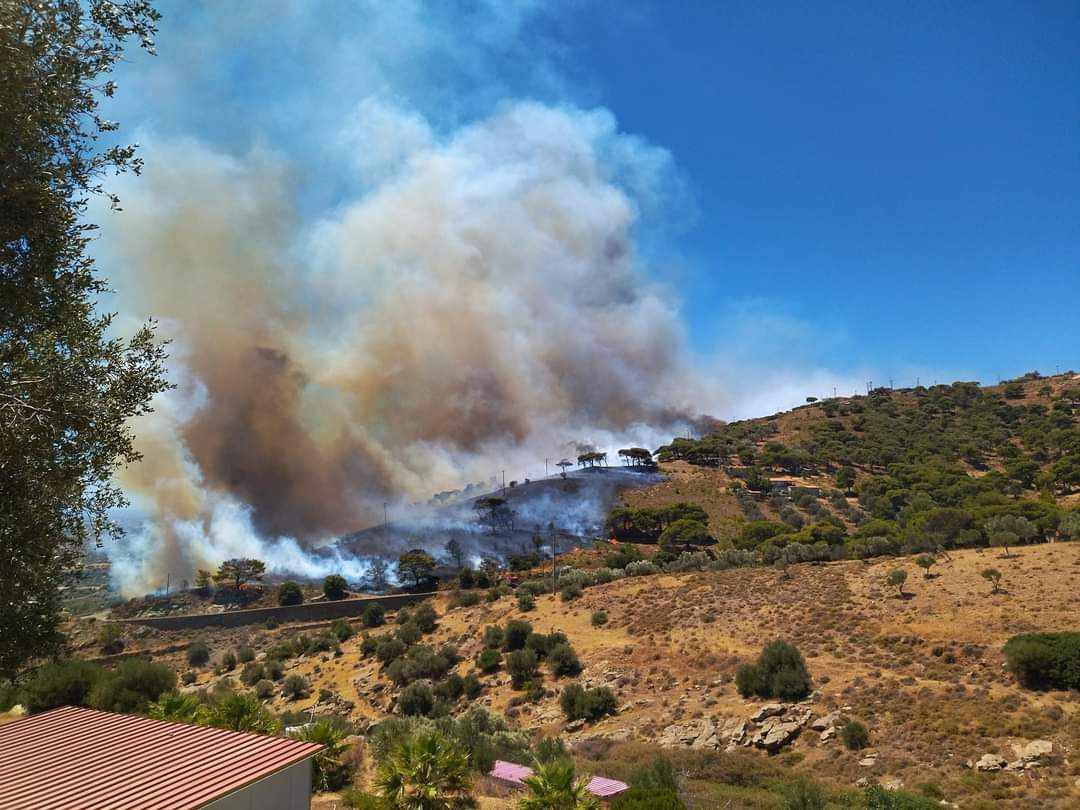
[545, 458, 549, 477]
[165, 573, 170, 597]
[383, 502, 388, 531]
[551, 530, 558, 595]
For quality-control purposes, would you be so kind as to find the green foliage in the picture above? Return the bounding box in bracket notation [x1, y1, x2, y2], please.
[862, 785, 942, 809]
[915, 554, 936, 577]
[396, 622, 422, 646]
[517, 592, 536, 612]
[503, 620, 533, 651]
[21, 660, 103, 713]
[607, 502, 708, 542]
[840, 719, 870, 750]
[282, 674, 309, 700]
[591, 610, 608, 627]
[187, 641, 210, 668]
[1003, 632, 1080, 690]
[397, 549, 437, 588]
[735, 640, 812, 701]
[236, 645, 256, 663]
[213, 558, 266, 591]
[659, 518, 712, 550]
[981, 567, 1003, 593]
[363, 602, 386, 627]
[560, 683, 618, 723]
[97, 623, 124, 655]
[559, 582, 584, 601]
[86, 659, 175, 713]
[277, 581, 303, 606]
[374, 730, 473, 809]
[323, 574, 348, 601]
[547, 643, 582, 678]
[476, 648, 502, 673]
[886, 568, 907, 595]
[0, 0, 169, 678]
[506, 649, 539, 689]
[610, 789, 684, 810]
[519, 758, 600, 810]
[332, 618, 354, 641]
[398, 681, 435, 717]
[147, 691, 202, 723]
[413, 602, 439, 633]
[218, 651, 237, 672]
[777, 778, 826, 810]
[203, 691, 280, 733]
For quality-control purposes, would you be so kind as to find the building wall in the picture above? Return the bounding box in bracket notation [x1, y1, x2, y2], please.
[201, 759, 312, 810]
[116, 592, 433, 631]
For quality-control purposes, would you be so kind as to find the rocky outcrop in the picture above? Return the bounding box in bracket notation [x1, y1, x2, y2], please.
[658, 698, 817, 755]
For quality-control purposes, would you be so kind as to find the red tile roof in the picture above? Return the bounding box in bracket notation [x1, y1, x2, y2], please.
[0, 706, 322, 810]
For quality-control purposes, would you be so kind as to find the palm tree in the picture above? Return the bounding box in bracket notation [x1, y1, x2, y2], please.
[518, 759, 599, 810]
[375, 731, 473, 809]
[203, 692, 280, 734]
[290, 719, 351, 791]
[146, 691, 203, 724]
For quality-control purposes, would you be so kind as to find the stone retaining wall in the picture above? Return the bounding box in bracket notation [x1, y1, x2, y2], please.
[115, 592, 434, 631]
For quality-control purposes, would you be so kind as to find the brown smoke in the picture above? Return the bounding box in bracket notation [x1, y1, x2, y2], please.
[101, 102, 714, 590]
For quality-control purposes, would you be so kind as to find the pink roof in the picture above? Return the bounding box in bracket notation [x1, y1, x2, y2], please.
[490, 759, 534, 784]
[489, 761, 628, 797]
[0, 706, 322, 810]
[586, 776, 630, 797]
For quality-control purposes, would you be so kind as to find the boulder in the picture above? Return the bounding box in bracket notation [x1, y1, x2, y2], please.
[753, 720, 800, 752]
[1012, 740, 1053, 763]
[810, 711, 840, 731]
[819, 727, 836, 742]
[751, 703, 785, 723]
[974, 754, 1007, 772]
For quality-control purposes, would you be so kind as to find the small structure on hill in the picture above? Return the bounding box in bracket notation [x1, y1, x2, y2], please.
[489, 760, 629, 801]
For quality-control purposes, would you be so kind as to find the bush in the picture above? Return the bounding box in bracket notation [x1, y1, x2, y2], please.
[506, 649, 539, 689]
[282, 674, 309, 700]
[240, 662, 265, 687]
[323, 574, 348, 600]
[88, 660, 176, 713]
[97, 623, 124, 655]
[610, 789, 685, 810]
[453, 590, 482, 608]
[560, 683, 617, 723]
[277, 581, 303, 606]
[735, 640, 812, 701]
[591, 610, 608, 627]
[1003, 632, 1080, 690]
[362, 602, 385, 627]
[186, 641, 210, 668]
[376, 637, 408, 665]
[180, 670, 197, 685]
[547, 643, 582, 678]
[412, 603, 438, 633]
[254, 679, 275, 700]
[396, 622, 422, 646]
[360, 634, 378, 657]
[517, 592, 536, 612]
[331, 618, 354, 642]
[236, 646, 256, 663]
[476, 647, 502, 673]
[625, 560, 660, 577]
[433, 673, 465, 702]
[559, 582, 583, 602]
[483, 625, 505, 649]
[503, 620, 533, 651]
[264, 659, 285, 681]
[862, 785, 942, 809]
[398, 681, 434, 716]
[22, 660, 103, 713]
[463, 673, 483, 699]
[841, 719, 870, 750]
[219, 651, 237, 672]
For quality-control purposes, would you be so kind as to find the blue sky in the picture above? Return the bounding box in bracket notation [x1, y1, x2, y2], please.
[106, 0, 1079, 410]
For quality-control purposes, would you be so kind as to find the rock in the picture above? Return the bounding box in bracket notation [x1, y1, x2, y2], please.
[858, 756, 878, 768]
[810, 712, 840, 731]
[1012, 740, 1053, 762]
[881, 777, 903, 790]
[753, 720, 801, 752]
[974, 754, 1007, 772]
[819, 727, 836, 742]
[565, 719, 586, 732]
[751, 703, 786, 723]
[607, 728, 633, 742]
[856, 777, 870, 788]
[720, 718, 747, 744]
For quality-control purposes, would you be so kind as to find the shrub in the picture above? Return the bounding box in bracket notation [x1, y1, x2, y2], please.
[398, 681, 434, 716]
[340, 789, 383, 809]
[625, 560, 660, 577]
[219, 651, 237, 672]
[547, 643, 582, 678]
[453, 590, 482, 608]
[463, 673, 483, 699]
[433, 673, 465, 702]
[331, 618, 354, 642]
[254, 679, 275, 700]
[22, 660, 103, 713]
[591, 610, 608, 627]
[277, 581, 303, 606]
[97, 623, 124, 655]
[841, 719, 870, 750]
[560, 683, 617, 723]
[778, 778, 827, 810]
[504, 620, 533, 651]
[396, 622, 422, 646]
[735, 640, 812, 701]
[323, 574, 349, 600]
[88, 660, 176, 713]
[476, 648, 502, 673]
[180, 670, 197, 685]
[559, 582, 583, 602]
[282, 674, 309, 700]
[376, 637, 408, 665]
[862, 785, 941, 809]
[240, 662, 265, 687]
[506, 649, 539, 689]
[186, 641, 210, 668]
[483, 625, 505, 649]
[412, 603, 438, 633]
[236, 646, 256, 663]
[1003, 632, 1080, 690]
[362, 602, 386, 627]
[611, 789, 685, 810]
[263, 659, 285, 681]
[360, 634, 378, 657]
[517, 592, 536, 612]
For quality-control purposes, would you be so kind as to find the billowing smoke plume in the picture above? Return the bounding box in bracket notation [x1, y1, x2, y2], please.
[99, 101, 715, 593]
